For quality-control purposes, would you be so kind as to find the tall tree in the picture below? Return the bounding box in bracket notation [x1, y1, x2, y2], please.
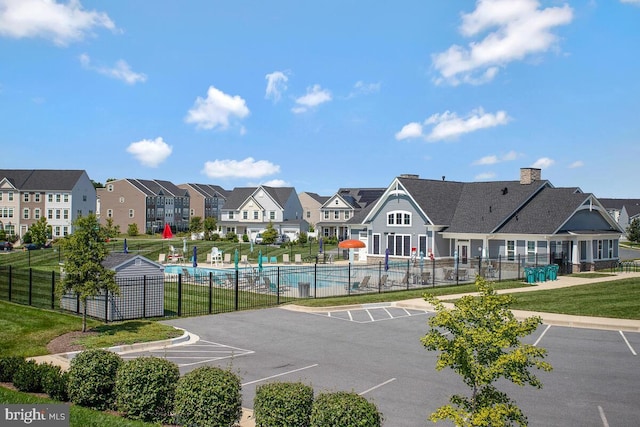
[189, 216, 203, 234]
[421, 277, 552, 426]
[203, 217, 217, 240]
[57, 214, 119, 332]
[103, 217, 120, 240]
[29, 217, 51, 247]
[626, 218, 640, 244]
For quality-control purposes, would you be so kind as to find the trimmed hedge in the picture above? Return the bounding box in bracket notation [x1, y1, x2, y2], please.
[0, 356, 26, 382]
[310, 391, 383, 427]
[254, 381, 314, 427]
[115, 357, 180, 423]
[174, 366, 242, 427]
[12, 360, 46, 393]
[41, 363, 69, 402]
[68, 349, 123, 410]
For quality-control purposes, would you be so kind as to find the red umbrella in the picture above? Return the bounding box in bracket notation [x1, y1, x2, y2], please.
[162, 223, 173, 239]
[338, 239, 366, 249]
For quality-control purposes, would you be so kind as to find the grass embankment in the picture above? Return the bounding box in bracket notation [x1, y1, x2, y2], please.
[0, 301, 182, 358]
[0, 387, 162, 427]
[508, 277, 640, 319]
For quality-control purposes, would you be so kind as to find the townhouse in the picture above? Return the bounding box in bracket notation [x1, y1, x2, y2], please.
[97, 179, 190, 234]
[0, 169, 96, 240]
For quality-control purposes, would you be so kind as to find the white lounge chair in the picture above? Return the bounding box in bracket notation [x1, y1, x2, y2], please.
[283, 254, 290, 264]
[294, 254, 302, 265]
[158, 253, 166, 264]
[223, 253, 231, 265]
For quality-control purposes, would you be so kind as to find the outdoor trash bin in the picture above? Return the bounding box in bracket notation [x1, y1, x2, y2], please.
[524, 267, 536, 284]
[298, 282, 310, 298]
[537, 267, 547, 282]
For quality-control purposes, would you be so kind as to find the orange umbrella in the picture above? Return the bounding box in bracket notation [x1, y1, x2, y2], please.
[338, 239, 366, 249]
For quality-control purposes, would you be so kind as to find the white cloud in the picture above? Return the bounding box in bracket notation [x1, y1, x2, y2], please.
[292, 84, 332, 113]
[0, 0, 116, 46]
[348, 80, 381, 98]
[201, 157, 280, 179]
[425, 108, 510, 141]
[621, 0, 640, 5]
[261, 179, 289, 187]
[432, 0, 573, 85]
[396, 109, 510, 141]
[475, 172, 496, 180]
[126, 137, 172, 167]
[185, 86, 250, 130]
[532, 157, 554, 169]
[79, 54, 146, 85]
[394, 122, 423, 141]
[473, 150, 519, 165]
[568, 160, 584, 168]
[265, 71, 288, 102]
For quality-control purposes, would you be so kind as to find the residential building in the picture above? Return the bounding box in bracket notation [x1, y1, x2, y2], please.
[599, 198, 640, 236]
[355, 168, 622, 271]
[318, 188, 384, 240]
[0, 169, 95, 240]
[97, 179, 190, 234]
[218, 186, 307, 241]
[177, 183, 229, 221]
[298, 192, 329, 231]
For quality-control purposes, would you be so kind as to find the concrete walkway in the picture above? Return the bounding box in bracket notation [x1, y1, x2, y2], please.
[29, 270, 640, 426]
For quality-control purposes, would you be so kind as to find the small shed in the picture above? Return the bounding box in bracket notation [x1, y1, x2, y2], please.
[60, 253, 165, 321]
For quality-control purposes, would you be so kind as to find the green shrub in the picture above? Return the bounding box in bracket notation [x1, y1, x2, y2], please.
[41, 364, 69, 402]
[254, 381, 314, 427]
[174, 366, 242, 427]
[310, 391, 383, 427]
[0, 356, 26, 382]
[115, 357, 180, 423]
[12, 360, 46, 393]
[68, 349, 122, 410]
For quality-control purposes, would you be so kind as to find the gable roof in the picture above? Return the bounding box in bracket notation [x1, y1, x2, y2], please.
[0, 169, 87, 191]
[222, 186, 296, 210]
[599, 198, 640, 218]
[182, 183, 229, 199]
[300, 192, 329, 205]
[102, 253, 163, 270]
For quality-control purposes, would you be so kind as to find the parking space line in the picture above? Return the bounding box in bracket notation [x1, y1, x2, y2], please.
[359, 378, 396, 396]
[308, 308, 429, 323]
[619, 331, 637, 356]
[242, 364, 319, 386]
[533, 324, 551, 347]
[598, 405, 610, 427]
[366, 309, 375, 322]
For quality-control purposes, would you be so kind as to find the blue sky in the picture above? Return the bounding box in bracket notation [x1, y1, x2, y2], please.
[1, 1, 639, 198]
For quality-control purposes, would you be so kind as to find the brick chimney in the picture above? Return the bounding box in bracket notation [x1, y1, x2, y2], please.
[520, 167, 541, 185]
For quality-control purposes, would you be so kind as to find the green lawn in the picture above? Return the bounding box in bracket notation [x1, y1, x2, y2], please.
[0, 301, 182, 358]
[0, 387, 162, 427]
[508, 278, 640, 319]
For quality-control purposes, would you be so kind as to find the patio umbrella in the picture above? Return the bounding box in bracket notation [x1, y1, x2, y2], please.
[183, 238, 187, 255]
[123, 238, 128, 254]
[192, 246, 198, 268]
[319, 237, 323, 253]
[419, 250, 424, 273]
[162, 223, 173, 239]
[250, 238, 254, 253]
[234, 248, 239, 270]
[338, 239, 366, 249]
[384, 248, 389, 271]
[258, 249, 263, 272]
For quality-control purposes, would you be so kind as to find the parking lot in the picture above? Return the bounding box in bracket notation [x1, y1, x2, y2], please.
[124, 306, 640, 426]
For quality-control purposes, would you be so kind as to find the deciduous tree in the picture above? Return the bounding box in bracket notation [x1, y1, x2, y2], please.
[29, 217, 51, 247]
[421, 277, 552, 426]
[626, 218, 640, 244]
[57, 214, 118, 332]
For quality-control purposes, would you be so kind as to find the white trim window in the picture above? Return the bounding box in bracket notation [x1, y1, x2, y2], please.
[608, 239, 614, 259]
[507, 240, 515, 261]
[387, 210, 411, 227]
[387, 234, 412, 256]
[34, 208, 40, 219]
[344, 211, 350, 220]
[527, 241, 536, 263]
[324, 211, 329, 220]
[23, 208, 29, 219]
[129, 209, 134, 218]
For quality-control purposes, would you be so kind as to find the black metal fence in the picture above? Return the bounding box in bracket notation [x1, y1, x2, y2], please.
[0, 254, 583, 322]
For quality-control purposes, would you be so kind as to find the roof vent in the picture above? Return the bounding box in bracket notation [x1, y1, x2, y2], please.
[502, 187, 508, 195]
[442, 176, 445, 181]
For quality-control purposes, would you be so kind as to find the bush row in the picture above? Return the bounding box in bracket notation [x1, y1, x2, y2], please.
[253, 382, 383, 427]
[1, 351, 383, 426]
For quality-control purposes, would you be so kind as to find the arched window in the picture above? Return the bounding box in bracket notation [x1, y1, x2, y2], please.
[387, 210, 411, 226]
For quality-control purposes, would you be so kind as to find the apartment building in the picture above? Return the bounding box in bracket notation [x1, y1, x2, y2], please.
[0, 169, 96, 239]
